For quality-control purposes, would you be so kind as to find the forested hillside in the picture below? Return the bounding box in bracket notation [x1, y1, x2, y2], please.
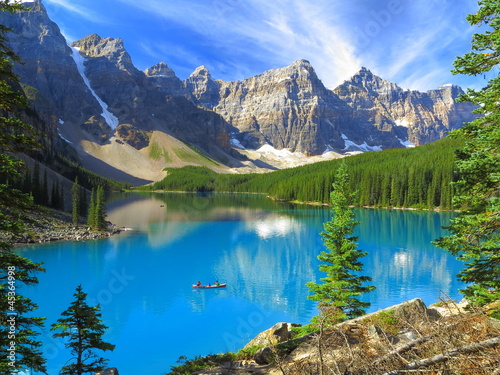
[143, 135, 464, 210]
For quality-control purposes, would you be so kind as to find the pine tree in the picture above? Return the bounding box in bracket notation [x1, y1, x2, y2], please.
[79, 186, 87, 218]
[87, 187, 96, 228]
[71, 177, 80, 226]
[95, 185, 107, 230]
[434, 0, 500, 307]
[0, 2, 46, 373]
[51, 285, 115, 375]
[306, 162, 375, 320]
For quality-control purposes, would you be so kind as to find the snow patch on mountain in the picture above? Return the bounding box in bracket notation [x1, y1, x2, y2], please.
[399, 138, 416, 148]
[70, 46, 119, 130]
[395, 119, 412, 127]
[230, 137, 246, 149]
[57, 130, 74, 145]
[341, 134, 382, 152]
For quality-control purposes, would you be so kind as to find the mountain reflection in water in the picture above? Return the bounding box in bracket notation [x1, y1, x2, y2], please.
[16, 193, 463, 375]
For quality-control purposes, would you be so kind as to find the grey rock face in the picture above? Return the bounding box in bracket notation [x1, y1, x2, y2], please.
[144, 62, 182, 94]
[183, 65, 222, 109]
[0, 1, 109, 145]
[182, 60, 345, 155]
[4, 0, 478, 175]
[334, 67, 476, 148]
[175, 63, 476, 155]
[3, 4, 233, 170]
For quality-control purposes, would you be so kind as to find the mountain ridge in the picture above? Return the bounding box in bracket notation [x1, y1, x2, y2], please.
[1, 0, 478, 184]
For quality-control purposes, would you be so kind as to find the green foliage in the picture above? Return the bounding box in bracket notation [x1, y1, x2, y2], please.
[148, 166, 218, 192]
[306, 163, 375, 320]
[0, 251, 46, 375]
[170, 144, 220, 166]
[142, 137, 463, 210]
[290, 323, 318, 337]
[51, 285, 115, 375]
[148, 141, 173, 162]
[363, 310, 400, 335]
[235, 345, 263, 360]
[434, 0, 500, 307]
[148, 141, 162, 160]
[0, 2, 47, 373]
[71, 177, 79, 226]
[95, 185, 107, 230]
[87, 187, 96, 228]
[54, 153, 131, 192]
[87, 186, 107, 230]
[166, 353, 237, 375]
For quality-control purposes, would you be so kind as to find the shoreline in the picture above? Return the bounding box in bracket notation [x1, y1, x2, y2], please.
[128, 190, 458, 212]
[2, 207, 128, 246]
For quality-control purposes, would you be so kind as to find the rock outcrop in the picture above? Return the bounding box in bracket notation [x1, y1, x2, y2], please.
[193, 298, 500, 375]
[244, 322, 301, 349]
[165, 62, 477, 155]
[333, 68, 477, 148]
[253, 298, 438, 365]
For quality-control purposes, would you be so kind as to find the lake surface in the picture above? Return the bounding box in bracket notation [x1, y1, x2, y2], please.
[15, 193, 464, 375]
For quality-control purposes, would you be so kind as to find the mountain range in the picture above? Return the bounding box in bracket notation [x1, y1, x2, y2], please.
[1, 0, 477, 184]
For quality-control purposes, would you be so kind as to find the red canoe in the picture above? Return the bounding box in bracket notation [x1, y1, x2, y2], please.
[192, 283, 227, 289]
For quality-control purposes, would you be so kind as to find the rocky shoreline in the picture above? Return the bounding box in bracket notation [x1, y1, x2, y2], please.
[2, 208, 128, 245]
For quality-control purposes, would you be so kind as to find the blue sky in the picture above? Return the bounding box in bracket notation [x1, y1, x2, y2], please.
[38, 0, 486, 91]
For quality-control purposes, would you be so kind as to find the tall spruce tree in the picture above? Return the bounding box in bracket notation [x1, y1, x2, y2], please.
[0, 1, 46, 373]
[71, 177, 79, 226]
[95, 185, 107, 230]
[87, 187, 96, 228]
[306, 162, 375, 320]
[434, 0, 500, 307]
[51, 285, 115, 375]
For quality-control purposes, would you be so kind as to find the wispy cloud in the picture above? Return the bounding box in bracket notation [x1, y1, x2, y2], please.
[98, 0, 480, 90]
[43, 0, 108, 24]
[115, 0, 361, 87]
[43, 0, 88, 19]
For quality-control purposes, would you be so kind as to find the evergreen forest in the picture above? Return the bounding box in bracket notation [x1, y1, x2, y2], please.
[142, 135, 464, 210]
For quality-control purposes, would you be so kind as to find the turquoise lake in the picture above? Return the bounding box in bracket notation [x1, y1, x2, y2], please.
[15, 193, 465, 375]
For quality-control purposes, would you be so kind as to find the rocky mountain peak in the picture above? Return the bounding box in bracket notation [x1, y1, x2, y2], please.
[267, 59, 318, 80]
[18, 0, 43, 9]
[343, 66, 402, 97]
[184, 65, 220, 108]
[144, 62, 177, 78]
[189, 65, 212, 78]
[354, 66, 376, 81]
[290, 59, 313, 69]
[145, 62, 182, 94]
[71, 34, 134, 71]
[432, 83, 463, 96]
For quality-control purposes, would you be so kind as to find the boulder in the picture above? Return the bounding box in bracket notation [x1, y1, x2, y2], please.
[254, 299, 440, 365]
[244, 322, 301, 349]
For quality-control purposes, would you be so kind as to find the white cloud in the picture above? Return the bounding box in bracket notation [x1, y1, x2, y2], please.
[69, 0, 481, 91]
[43, 0, 90, 19]
[114, 0, 361, 87]
[43, 0, 108, 24]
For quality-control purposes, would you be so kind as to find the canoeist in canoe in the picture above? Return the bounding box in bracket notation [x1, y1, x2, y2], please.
[192, 282, 227, 289]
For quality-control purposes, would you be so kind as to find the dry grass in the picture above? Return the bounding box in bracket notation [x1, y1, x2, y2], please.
[275, 301, 500, 375]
